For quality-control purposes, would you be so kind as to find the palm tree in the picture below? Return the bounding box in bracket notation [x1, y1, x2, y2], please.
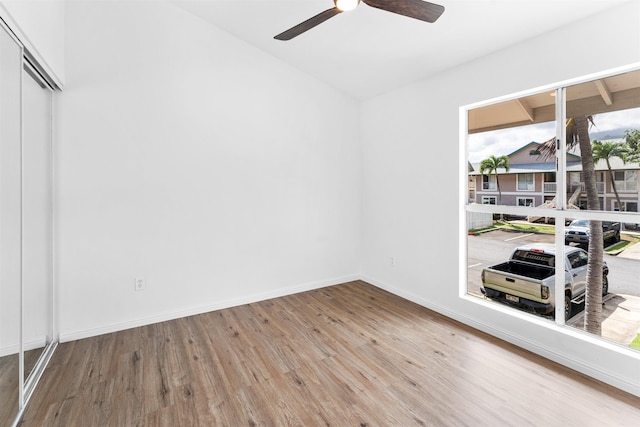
[539, 116, 603, 334]
[592, 140, 626, 212]
[575, 117, 604, 335]
[479, 155, 509, 205]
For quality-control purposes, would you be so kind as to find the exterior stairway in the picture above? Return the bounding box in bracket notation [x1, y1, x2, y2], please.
[527, 186, 581, 223]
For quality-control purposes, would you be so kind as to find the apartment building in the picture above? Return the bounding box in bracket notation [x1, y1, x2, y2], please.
[470, 141, 640, 212]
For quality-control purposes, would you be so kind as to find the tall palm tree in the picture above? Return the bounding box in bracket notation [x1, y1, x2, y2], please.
[479, 155, 509, 205]
[592, 139, 626, 212]
[539, 116, 603, 334]
[575, 117, 603, 335]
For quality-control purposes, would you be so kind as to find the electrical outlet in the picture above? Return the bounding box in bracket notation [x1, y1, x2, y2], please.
[390, 257, 396, 267]
[135, 277, 146, 291]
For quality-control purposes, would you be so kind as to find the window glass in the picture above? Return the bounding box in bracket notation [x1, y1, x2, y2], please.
[468, 90, 556, 208]
[467, 210, 558, 320]
[568, 252, 581, 269]
[482, 196, 496, 205]
[465, 66, 640, 352]
[517, 174, 534, 191]
[517, 197, 534, 207]
[565, 69, 640, 215]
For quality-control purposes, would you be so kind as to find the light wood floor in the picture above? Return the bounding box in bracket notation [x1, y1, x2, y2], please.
[0, 354, 19, 427]
[17, 281, 640, 426]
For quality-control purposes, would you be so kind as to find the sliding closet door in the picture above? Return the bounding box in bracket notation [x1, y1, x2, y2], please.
[0, 23, 23, 427]
[22, 64, 53, 382]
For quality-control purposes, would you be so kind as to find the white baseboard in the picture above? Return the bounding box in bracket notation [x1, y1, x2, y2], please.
[361, 274, 640, 398]
[0, 337, 48, 357]
[59, 274, 360, 343]
[0, 343, 18, 358]
[58, 272, 639, 398]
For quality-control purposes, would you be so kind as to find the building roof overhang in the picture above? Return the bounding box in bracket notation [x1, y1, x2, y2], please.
[468, 69, 640, 134]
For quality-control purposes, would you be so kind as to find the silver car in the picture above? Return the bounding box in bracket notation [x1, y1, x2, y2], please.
[564, 219, 620, 246]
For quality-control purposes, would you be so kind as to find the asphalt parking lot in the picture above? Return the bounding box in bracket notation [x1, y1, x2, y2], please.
[467, 228, 640, 347]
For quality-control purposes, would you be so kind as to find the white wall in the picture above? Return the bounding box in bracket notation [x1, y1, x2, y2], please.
[7, 0, 637, 398]
[361, 2, 640, 396]
[57, 1, 361, 340]
[0, 0, 65, 86]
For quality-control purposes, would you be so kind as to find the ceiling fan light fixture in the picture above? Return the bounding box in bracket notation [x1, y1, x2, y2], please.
[274, 0, 444, 41]
[335, 0, 360, 12]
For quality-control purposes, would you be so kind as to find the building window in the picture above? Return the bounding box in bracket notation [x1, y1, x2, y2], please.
[578, 198, 604, 211]
[517, 173, 534, 191]
[482, 175, 497, 190]
[482, 196, 497, 205]
[613, 170, 638, 192]
[613, 200, 639, 212]
[517, 197, 535, 207]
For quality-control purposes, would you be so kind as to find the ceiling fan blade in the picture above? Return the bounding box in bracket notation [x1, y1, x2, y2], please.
[362, 0, 444, 23]
[274, 8, 342, 40]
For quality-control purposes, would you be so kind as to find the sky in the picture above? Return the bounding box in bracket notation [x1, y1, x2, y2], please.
[468, 107, 640, 163]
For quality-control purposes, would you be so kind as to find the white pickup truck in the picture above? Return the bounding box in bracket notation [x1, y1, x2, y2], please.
[480, 243, 609, 319]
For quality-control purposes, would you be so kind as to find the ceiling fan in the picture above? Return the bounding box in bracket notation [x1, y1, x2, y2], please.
[274, 0, 445, 41]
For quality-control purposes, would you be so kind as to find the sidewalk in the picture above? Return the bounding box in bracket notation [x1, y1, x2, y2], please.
[567, 293, 640, 346]
[601, 239, 640, 346]
[616, 235, 640, 260]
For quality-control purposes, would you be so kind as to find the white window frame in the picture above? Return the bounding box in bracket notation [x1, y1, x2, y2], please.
[482, 174, 497, 191]
[612, 200, 639, 212]
[517, 173, 534, 191]
[482, 196, 497, 205]
[613, 170, 638, 192]
[460, 62, 640, 354]
[517, 197, 535, 207]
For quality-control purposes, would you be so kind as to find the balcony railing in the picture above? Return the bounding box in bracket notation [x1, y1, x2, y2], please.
[543, 182, 556, 193]
[573, 182, 605, 193]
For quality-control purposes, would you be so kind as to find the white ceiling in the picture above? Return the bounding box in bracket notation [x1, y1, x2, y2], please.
[172, 0, 631, 100]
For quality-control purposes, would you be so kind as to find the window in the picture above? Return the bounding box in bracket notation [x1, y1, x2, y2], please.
[482, 175, 497, 190]
[464, 65, 640, 352]
[613, 170, 637, 192]
[577, 198, 604, 211]
[517, 174, 534, 191]
[482, 196, 496, 205]
[568, 251, 588, 269]
[613, 200, 638, 212]
[517, 197, 534, 207]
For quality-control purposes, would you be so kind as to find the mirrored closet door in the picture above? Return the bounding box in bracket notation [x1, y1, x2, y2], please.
[22, 60, 54, 395]
[0, 20, 23, 427]
[0, 19, 56, 427]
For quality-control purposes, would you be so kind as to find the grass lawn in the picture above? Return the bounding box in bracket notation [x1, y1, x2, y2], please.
[469, 221, 555, 235]
[469, 221, 640, 254]
[605, 234, 640, 254]
[496, 221, 555, 234]
[630, 333, 640, 350]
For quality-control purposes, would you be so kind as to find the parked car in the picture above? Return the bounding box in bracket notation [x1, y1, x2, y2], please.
[481, 243, 609, 319]
[564, 219, 620, 246]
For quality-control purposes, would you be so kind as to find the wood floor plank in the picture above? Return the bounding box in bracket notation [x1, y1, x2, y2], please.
[16, 281, 640, 426]
[0, 354, 19, 427]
